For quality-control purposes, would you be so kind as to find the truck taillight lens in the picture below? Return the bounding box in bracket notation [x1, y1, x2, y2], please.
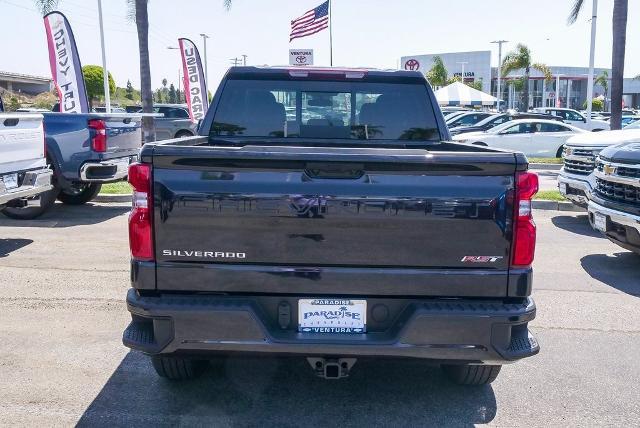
[511, 172, 539, 267]
[88, 119, 107, 152]
[128, 163, 154, 261]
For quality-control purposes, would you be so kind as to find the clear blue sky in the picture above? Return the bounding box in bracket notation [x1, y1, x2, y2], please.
[0, 0, 638, 90]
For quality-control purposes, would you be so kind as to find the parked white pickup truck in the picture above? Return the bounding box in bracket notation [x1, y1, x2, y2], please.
[0, 113, 55, 219]
[558, 129, 640, 208]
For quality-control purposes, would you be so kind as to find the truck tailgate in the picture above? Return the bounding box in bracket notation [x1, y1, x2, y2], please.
[0, 114, 46, 174]
[150, 146, 519, 297]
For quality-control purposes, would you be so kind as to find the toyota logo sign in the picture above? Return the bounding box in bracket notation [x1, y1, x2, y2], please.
[296, 56, 307, 64]
[404, 59, 420, 71]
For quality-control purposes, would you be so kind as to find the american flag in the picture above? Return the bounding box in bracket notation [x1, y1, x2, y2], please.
[290, 1, 329, 42]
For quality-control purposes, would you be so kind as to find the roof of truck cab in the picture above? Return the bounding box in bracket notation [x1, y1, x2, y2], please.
[224, 66, 425, 80]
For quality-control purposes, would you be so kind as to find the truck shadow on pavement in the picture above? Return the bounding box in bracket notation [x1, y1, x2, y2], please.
[580, 252, 640, 297]
[0, 202, 129, 228]
[551, 215, 602, 238]
[0, 238, 33, 257]
[77, 352, 497, 427]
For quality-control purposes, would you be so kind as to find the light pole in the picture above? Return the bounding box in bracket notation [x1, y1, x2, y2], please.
[456, 61, 468, 83]
[97, 0, 110, 112]
[491, 40, 508, 111]
[585, 0, 598, 125]
[199, 33, 210, 86]
[167, 46, 182, 98]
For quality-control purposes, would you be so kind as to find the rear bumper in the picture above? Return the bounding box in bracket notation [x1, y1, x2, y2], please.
[0, 168, 53, 206]
[79, 156, 135, 182]
[557, 172, 592, 207]
[123, 289, 539, 364]
[588, 200, 640, 254]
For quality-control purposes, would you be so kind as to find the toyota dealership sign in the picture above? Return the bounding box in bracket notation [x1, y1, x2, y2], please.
[289, 49, 314, 66]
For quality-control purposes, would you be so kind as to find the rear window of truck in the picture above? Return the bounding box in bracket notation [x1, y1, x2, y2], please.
[211, 79, 441, 141]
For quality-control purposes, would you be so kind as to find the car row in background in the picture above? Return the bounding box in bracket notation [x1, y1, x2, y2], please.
[452, 119, 586, 158]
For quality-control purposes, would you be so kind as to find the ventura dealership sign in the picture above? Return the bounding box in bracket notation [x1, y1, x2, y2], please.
[289, 49, 314, 66]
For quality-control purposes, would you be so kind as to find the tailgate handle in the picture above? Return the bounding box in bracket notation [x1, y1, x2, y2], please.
[304, 163, 365, 180]
[3, 118, 19, 127]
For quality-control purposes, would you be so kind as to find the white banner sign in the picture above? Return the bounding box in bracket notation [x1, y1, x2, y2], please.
[179, 38, 209, 122]
[289, 49, 314, 66]
[43, 11, 89, 113]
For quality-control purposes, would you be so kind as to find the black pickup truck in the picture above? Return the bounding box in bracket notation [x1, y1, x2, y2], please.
[123, 66, 540, 385]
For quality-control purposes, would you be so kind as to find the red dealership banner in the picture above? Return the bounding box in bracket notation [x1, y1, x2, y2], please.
[178, 38, 208, 122]
[43, 11, 89, 113]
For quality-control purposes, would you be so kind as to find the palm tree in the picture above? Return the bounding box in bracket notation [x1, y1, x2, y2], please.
[594, 70, 609, 110]
[501, 43, 552, 111]
[568, 0, 629, 130]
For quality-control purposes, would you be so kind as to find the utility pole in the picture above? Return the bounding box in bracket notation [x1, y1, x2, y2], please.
[241, 54, 247, 66]
[199, 33, 210, 86]
[230, 58, 242, 66]
[97, 0, 110, 112]
[456, 62, 468, 83]
[491, 40, 508, 111]
[586, 0, 598, 125]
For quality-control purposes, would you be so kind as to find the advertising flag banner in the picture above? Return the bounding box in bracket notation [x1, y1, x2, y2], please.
[179, 38, 209, 122]
[43, 11, 89, 113]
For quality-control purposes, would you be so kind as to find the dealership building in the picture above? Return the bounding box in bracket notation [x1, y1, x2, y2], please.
[400, 50, 640, 110]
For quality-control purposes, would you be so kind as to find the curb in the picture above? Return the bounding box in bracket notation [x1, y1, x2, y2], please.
[95, 194, 131, 203]
[96, 193, 585, 212]
[530, 163, 562, 171]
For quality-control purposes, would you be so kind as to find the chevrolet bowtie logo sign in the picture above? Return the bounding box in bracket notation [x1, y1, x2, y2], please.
[603, 165, 617, 175]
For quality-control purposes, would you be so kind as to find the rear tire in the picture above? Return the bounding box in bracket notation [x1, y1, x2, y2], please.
[441, 364, 502, 385]
[1, 185, 58, 220]
[151, 356, 208, 380]
[57, 183, 102, 205]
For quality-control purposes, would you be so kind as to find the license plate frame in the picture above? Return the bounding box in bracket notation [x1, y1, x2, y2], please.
[2, 173, 18, 190]
[594, 212, 608, 232]
[559, 182, 568, 195]
[298, 299, 366, 333]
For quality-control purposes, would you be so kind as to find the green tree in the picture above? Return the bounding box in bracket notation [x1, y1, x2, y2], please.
[501, 43, 551, 110]
[82, 65, 116, 107]
[425, 56, 449, 88]
[466, 79, 483, 91]
[168, 84, 177, 103]
[568, 0, 629, 129]
[594, 71, 609, 110]
[175, 88, 182, 103]
[154, 88, 163, 103]
[583, 98, 604, 111]
[126, 80, 134, 100]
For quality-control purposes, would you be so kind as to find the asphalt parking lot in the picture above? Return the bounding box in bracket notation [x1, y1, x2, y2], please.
[1, 202, 639, 426]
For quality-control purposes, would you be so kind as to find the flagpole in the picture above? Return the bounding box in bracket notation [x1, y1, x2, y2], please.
[329, 0, 333, 66]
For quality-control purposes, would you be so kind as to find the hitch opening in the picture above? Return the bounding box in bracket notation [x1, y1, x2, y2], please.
[307, 357, 357, 379]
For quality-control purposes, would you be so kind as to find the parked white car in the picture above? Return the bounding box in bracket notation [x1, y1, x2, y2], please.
[531, 108, 610, 131]
[451, 119, 586, 158]
[0, 113, 55, 219]
[558, 129, 640, 207]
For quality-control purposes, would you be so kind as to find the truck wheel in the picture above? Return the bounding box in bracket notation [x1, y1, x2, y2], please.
[151, 356, 208, 380]
[441, 364, 501, 385]
[57, 183, 102, 205]
[1, 186, 58, 220]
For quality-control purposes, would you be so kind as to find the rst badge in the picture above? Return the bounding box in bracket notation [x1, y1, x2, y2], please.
[461, 256, 504, 263]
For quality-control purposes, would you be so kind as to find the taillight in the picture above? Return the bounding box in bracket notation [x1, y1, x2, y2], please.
[511, 171, 539, 267]
[88, 119, 107, 152]
[128, 163, 154, 261]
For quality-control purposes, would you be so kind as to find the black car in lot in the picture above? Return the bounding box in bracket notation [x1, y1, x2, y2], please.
[445, 111, 494, 129]
[449, 113, 563, 136]
[122, 66, 540, 386]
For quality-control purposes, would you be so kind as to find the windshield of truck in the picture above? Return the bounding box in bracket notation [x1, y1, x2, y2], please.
[211, 79, 441, 141]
